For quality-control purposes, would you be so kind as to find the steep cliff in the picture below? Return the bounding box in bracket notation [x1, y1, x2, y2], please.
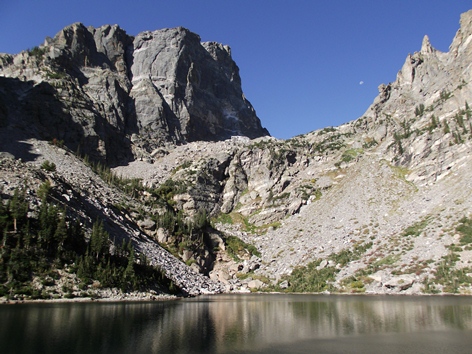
[0, 23, 268, 165]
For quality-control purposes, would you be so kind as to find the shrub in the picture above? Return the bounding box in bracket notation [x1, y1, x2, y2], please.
[415, 104, 425, 117]
[225, 236, 260, 261]
[457, 217, 472, 244]
[28, 46, 46, 58]
[41, 160, 56, 172]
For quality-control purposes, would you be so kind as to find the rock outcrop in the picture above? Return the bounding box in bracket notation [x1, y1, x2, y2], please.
[0, 23, 268, 165]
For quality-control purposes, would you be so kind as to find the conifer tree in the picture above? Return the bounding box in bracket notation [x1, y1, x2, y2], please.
[90, 220, 109, 260]
[53, 210, 68, 255]
[9, 187, 28, 232]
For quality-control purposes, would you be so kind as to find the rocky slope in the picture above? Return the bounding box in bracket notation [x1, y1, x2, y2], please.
[113, 9, 472, 294]
[2, 10, 472, 297]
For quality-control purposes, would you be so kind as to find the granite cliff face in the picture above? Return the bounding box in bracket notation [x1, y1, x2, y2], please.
[2, 10, 472, 298]
[0, 23, 268, 165]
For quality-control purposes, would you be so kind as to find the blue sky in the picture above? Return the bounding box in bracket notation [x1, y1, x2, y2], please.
[1, 1, 470, 139]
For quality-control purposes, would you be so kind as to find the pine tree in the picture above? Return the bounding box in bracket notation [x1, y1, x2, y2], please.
[64, 219, 86, 256]
[9, 187, 28, 233]
[38, 201, 59, 254]
[124, 246, 136, 290]
[444, 120, 451, 134]
[90, 220, 109, 260]
[53, 210, 68, 255]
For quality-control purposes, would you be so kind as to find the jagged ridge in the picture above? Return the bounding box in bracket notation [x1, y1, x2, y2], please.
[0, 23, 268, 165]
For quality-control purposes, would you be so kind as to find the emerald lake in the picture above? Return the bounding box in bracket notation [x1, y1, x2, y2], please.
[1, 294, 472, 353]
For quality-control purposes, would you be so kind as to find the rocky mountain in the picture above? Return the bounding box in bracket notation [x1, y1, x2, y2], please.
[0, 23, 268, 165]
[2, 10, 472, 299]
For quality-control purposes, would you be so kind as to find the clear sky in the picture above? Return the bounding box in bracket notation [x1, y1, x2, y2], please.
[1, 1, 470, 139]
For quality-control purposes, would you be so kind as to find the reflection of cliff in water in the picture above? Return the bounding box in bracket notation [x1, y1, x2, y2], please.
[198, 294, 472, 352]
[1, 295, 472, 354]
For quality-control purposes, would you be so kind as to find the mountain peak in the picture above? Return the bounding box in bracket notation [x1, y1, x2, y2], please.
[0, 24, 269, 164]
[420, 35, 435, 54]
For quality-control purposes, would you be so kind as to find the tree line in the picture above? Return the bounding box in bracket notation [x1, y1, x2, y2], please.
[0, 182, 179, 299]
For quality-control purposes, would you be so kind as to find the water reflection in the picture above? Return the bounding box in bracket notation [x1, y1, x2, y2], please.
[1, 294, 472, 353]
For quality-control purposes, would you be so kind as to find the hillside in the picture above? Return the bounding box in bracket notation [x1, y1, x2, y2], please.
[2, 10, 472, 299]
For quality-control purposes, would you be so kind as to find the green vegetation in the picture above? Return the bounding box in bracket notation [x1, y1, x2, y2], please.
[340, 148, 363, 164]
[429, 252, 472, 293]
[272, 242, 373, 293]
[46, 70, 68, 80]
[88, 159, 145, 198]
[28, 46, 46, 58]
[77, 153, 147, 199]
[312, 134, 346, 154]
[149, 178, 187, 208]
[362, 138, 378, 149]
[402, 218, 430, 237]
[340, 275, 368, 293]
[428, 115, 438, 132]
[41, 160, 56, 172]
[212, 212, 233, 225]
[77, 153, 218, 268]
[330, 241, 373, 267]
[157, 208, 209, 238]
[443, 120, 451, 134]
[372, 254, 400, 268]
[415, 103, 425, 117]
[0, 185, 177, 299]
[225, 235, 260, 261]
[393, 132, 404, 155]
[421, 216, 472, 294]
[457, 216, 472, 245]
[154, 206, 221, 272]
[283, 259, 338, 293]
[298, 183, 321, 202]
[440, 89, 453, 101]
[317, 127, 336, 135]
[172, 161, 192, 174]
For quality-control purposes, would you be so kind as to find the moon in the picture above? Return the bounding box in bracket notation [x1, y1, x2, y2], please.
[359, 81, 364, 85]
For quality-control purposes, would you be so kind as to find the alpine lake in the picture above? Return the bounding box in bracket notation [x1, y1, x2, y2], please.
[1, 294, 472, 354]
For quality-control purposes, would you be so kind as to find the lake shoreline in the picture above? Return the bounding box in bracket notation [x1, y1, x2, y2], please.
[2, 289, 471, 305]
[0, 292, 180, 305]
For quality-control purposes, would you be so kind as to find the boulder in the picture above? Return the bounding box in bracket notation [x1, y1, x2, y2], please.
[247, 279, 264, 290]
[383, 274, 416, 291]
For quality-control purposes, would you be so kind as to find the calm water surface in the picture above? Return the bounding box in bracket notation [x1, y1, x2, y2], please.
[1, 294, 472, 353]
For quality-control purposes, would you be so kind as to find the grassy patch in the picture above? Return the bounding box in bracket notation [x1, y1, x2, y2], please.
[225, 236, 260, 261]
[212, 213, 233, 225]
[340, 276, 366, 293]
[340, 148, 363, 163]
[402, 218, 430, 237]
[457, 216, 472, 245]
[272, 242, 373, 293]
[329, 241, 373, 267]
[373, 254, 400, 268]
[279, 259, 338, 293]
[433, 252, 472, 293]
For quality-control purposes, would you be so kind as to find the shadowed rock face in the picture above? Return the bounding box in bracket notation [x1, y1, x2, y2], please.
[0, 23, 269, 164]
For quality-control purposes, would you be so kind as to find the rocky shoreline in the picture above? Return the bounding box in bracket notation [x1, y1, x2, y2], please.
[4, 290, 471, 306]
[0, 291, 179, 305]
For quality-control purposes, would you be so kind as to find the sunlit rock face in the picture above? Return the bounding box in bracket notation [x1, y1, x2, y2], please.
[0, 23, 269, 164]
[131, 27, 269, 145]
